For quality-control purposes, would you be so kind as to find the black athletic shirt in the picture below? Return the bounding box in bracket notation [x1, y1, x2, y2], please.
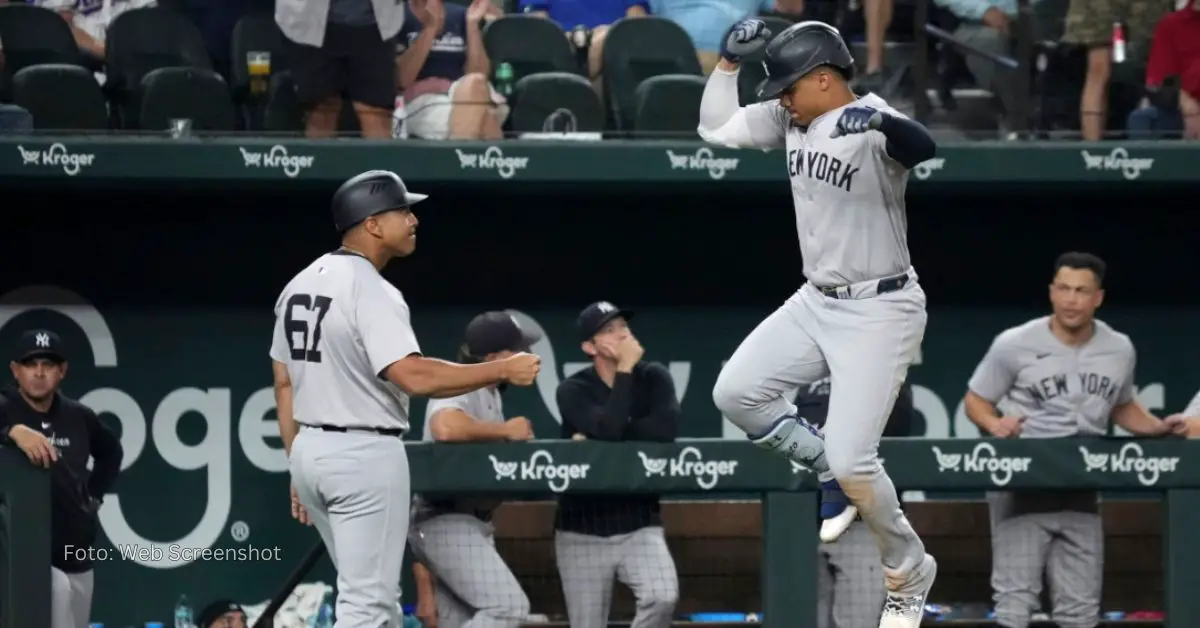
[553, 361, 680, 537]
[0, 386, 123, 573]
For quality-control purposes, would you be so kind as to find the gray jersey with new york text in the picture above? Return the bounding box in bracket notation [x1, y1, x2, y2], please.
[269, 251, 422, 431]
[727, 94, 912, 286]
[968, 316, 1136, 437]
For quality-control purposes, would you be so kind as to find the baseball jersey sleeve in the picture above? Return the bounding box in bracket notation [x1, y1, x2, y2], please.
[968, 332, 1019, 403]
[698, 68, 789, 149]
[355, 281, 422, 377]
[426, 394, 471, 418]
[1115, 344, 1137, 406]
[269, 290, 292, 363]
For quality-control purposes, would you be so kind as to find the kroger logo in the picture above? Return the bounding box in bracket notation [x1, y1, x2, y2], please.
[637, 446, 739, 490]
[455, 146, 529, 179]
[238, 145, 315, 178]
[932, 442, 1031, 486]
[1079, 442, 1180, 487]
[666, 147, 739, 180]
[488, 449, 590, 493]
[17, 143, 96, 176]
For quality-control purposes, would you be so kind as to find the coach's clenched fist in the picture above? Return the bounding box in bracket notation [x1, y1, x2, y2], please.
[721, 18, 771, 64]
[502, 352, 541, 386]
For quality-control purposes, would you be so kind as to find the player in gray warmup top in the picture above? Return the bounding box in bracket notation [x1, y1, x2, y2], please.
[270, 170, 541, 628]
[410, 311, 541, 628]
[963, 252, 1189, 628]
[699, 18, 938, 628]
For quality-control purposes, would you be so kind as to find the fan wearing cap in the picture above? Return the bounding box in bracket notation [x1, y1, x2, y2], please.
[195, 599, 247, 628]
[272, 171, 541, 628]
[0, 330, 123, 628]
[408, 311, 538, 628]
[552, 302, 680, 628]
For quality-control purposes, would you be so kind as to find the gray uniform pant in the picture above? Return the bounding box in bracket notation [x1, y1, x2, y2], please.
[712, 276, 928, 577]
[51, 567, 93, 628]
[817, 522, 886, 628]
[554, 527, 679, 628]
[409, 514, 530, 628]
[290, 428, 411, 628]
[988, 493, 1104, 628]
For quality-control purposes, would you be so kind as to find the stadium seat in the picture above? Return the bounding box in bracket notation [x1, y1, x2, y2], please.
[11, 64, 108, 131]
[230, 12, 290, 129]
[509, 72, 604, 133]
[600, 16, 702, 131]
[263, 71, 305, 132]
[0, 4, 82, 99]
[633, 74, 706, 137]
[483, 15, 582, 81]
[106, 7, 213, 128]
[736, 16, 794, 106]
[138, 67, 236, 132]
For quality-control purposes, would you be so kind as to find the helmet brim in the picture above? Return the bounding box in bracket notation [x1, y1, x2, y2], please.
[756, 72, 803, 102]
[402, 192, 428, 207]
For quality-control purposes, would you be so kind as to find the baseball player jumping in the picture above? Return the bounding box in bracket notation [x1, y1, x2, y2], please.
[963, 252, 1188, 628]
[699, 20, 939, 628]
[270, 170, 541, 628]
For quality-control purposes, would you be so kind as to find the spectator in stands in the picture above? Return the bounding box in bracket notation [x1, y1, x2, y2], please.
[397, 0, 509, 140]
[196, 599, 247, 628]
[932, 0, 1022, 130]
[519, 0, 647, 90]
[33, 0, 157, 63]
[182, 0, 268, 84]
[276, 0, 406, 138]
[1062, 0, 1170, 140]
[554, 301, 680, 628]
[1126, 0, 1200, 139]
[856, 0, 895, 92]
[648, 0, 801, 75]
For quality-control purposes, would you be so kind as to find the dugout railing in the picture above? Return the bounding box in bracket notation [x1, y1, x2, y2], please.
[4, 438, 1198, 628]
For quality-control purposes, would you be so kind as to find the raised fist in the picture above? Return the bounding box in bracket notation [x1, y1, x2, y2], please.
[721, 18, 771, 63]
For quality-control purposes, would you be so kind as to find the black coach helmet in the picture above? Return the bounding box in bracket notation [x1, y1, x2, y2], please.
[756, 20, 855, 101]
[331, 170, 427, 233]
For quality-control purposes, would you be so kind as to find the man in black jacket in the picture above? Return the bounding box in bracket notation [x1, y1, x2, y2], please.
[0, 330, 123, 628]
[553, 301, 680, 628]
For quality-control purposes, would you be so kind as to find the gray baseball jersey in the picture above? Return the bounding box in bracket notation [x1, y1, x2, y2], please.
[697, 70, 911, 285]
[968, 316, 1136, 437]
[269, 251, 422, 431]
[413, 386, 506, 522]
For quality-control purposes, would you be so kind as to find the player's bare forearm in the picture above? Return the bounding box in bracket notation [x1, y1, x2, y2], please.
[413, 561, 436, 598]
[385, 356, 505, 398]
[877, 114, 936, 169]
[272, 361, 300, 456]
[1112, 400, 1164, 436]
[963, 391, 1001, 432]
[429, 409, 510, 442]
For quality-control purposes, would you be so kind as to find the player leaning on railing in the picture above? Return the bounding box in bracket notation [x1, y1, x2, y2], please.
[962, 251, 1188, 628]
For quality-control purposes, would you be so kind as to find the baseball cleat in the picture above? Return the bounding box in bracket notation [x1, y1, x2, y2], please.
[879, 553, 937, 628]
[818, 480, 857, 542]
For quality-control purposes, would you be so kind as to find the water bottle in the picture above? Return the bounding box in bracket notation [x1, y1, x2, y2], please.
[494, 62, 515, 99]
[173, 594, 194, 628]
[311, 590, 335, 628]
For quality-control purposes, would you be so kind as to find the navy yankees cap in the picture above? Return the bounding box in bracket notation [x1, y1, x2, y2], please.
[576, 301, 634, 341]
[463, 311, 542, 357]
[197, 599, 245, 628]
[14, 329, 66, 363]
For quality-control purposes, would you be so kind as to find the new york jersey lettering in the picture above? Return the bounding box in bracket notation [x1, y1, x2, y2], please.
[788, 149, 860, 192]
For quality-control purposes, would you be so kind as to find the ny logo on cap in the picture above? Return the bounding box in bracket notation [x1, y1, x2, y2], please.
[597, 302, 616, 313]
[35, 333, 50, 348]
